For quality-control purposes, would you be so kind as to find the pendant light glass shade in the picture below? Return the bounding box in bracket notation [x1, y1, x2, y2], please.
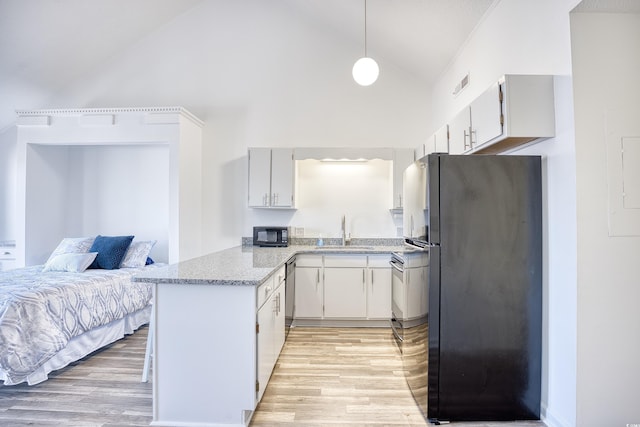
[353, 0, 378, 86]
[352, 57, 379, 86]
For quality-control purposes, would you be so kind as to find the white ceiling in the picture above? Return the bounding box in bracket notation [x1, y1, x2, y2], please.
[0, 0, 494, 131]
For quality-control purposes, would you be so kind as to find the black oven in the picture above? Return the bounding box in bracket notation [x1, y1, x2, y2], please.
[253, 226, 290, 247]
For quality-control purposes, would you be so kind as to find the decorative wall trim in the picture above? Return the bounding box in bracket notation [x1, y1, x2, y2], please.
[78, 114, 115, 127]
[15, 115, 50, 127]
[15, 106, 204, 127]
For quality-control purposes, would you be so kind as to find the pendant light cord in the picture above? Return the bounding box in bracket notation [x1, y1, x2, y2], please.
[364, 0, 368, 57]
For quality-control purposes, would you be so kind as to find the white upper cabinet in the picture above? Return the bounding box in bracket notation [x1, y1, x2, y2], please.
[392, 149, 415, 209]
[469, 81, 503, 149]
[423, 124, 450, 158]
[448, 106, 472, 155]
[448, 75, 555, 155]
[248, 148, 272, 207]
[248, 148, 295, 208]
[417, 124, 449, 162]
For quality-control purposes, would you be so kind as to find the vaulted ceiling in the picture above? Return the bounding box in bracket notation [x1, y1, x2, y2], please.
[0, 0, 494, 131]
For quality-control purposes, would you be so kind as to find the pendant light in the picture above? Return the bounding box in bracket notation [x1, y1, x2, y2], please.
[352, 0, 379, 86]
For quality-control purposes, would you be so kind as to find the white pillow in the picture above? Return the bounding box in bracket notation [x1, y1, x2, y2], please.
[120, 240, 156, 268]
[46, 236, 95, 264]
[42, 252, 98, 273]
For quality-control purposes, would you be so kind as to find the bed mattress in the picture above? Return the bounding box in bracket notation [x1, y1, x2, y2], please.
[0, 265, 156, 385]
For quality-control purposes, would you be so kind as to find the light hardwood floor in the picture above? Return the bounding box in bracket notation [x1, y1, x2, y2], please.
[251, 327, 546, 427]
[0, 326, 546, 427]
[0, 326, 153, 427]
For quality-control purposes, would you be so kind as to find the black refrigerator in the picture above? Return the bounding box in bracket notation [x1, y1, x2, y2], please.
[403, 153, 542, 423]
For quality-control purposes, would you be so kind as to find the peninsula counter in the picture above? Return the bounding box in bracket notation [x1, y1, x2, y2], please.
[134, 244, 407, 427]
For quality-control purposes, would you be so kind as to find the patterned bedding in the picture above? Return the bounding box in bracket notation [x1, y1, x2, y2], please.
[0, 265, 154, 385]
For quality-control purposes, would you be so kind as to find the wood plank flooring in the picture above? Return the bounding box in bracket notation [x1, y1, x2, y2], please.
[0, 325, 547, 427]
[251, 327, 428, 426]
[0, 326, 152, 426]
[251, 327, 546, 427]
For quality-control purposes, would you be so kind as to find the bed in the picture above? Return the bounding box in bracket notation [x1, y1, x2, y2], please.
[0, 236, 160, 386]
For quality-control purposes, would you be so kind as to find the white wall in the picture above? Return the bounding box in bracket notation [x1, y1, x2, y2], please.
[430, 1, 581, 426]
[22, 144, 170, 265]
[0, 128, 17, 241]
[570, 11, 640, 427]
[33, 0, 431, 253]
[292, 159, 397, 239]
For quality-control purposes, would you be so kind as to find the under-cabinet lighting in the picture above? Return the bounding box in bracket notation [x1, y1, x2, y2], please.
[320, 158, 368, 162]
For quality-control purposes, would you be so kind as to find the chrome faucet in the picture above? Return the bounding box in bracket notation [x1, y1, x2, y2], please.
[341, 214, 346, 246]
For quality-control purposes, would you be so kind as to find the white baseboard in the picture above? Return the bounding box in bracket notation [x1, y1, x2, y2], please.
[542, 402, 574, 427]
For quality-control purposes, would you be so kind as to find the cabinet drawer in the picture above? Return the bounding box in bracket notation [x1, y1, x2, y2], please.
[257, 275, 275, 309]
[368, 254, 391, 268]
[273, 265, 285, 286]
[324, 255, 366, 268]
[0, 247, 16, 260]
[295, 255, 322, 268]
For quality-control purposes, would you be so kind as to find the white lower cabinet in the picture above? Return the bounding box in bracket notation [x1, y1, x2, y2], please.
[294, 255, 324, 318]
[324, 255, 367, 319]
[256, 269, 285, 402]
[367, 255, 392, 319]
[294, 253, 392, 321]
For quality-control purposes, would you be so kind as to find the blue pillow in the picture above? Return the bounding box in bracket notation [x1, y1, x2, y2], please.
[88, 235, 134, 270]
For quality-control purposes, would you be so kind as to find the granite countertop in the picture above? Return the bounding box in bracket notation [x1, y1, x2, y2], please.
[133, 244, 417, 286]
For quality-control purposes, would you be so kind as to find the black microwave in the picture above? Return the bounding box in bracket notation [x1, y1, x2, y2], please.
[253, 226, 290, 247]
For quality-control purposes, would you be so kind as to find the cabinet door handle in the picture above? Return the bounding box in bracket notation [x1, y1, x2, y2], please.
[371, 270, 374, 285]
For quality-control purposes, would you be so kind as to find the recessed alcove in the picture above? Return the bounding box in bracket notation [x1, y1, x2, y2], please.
[15, 107, 203, 267]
